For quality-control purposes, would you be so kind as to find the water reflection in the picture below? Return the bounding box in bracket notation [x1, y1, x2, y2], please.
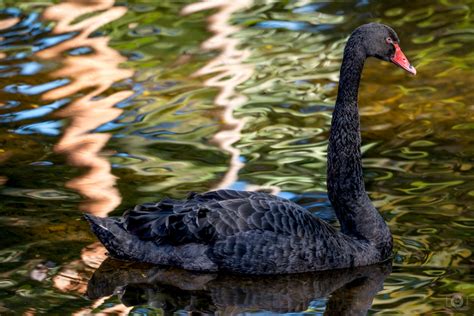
[29, 1, 133, 312]
[52, 243, 133, 315]
[0, 0, 472, 314]
[0, 15, 18, 186]
[88, 258, 391, 315]
[182, 0, 266, 193]
[37, 0, 133, 216]
[0, 17, 19, 61]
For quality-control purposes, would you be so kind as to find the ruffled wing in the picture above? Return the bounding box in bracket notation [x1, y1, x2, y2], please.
[123, 190, 323, 245]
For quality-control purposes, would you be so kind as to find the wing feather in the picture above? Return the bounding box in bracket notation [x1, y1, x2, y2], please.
[123, 189, 325, 245]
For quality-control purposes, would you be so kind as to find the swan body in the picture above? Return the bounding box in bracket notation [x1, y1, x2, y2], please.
[86, 190, 381, 274]
[86, 23, 415, 274]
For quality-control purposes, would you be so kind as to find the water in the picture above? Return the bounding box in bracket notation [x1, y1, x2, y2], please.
[0, 0, 472, 314]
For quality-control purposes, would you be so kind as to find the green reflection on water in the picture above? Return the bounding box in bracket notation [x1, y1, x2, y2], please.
[0, 0, 472, 314]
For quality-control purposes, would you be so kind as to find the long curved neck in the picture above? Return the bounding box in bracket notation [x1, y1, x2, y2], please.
[328, 38, 366, 203]
[327, 37, 391, 252]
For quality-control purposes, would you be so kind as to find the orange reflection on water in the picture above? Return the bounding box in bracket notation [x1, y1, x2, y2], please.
[52, 242, 131, 315]
[183, 0, 279, 194]
[0, 17, 19, 59]
[37, 0, 133, 216]
[52, 242, 106, 294]
[0, 17, 19, 182]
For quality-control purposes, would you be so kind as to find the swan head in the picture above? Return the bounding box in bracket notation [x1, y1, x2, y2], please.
[353, 23, 416, 75]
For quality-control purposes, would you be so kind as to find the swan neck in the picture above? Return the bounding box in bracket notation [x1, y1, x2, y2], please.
[328, 40, 366, 201]
[326, 39, 391, 253]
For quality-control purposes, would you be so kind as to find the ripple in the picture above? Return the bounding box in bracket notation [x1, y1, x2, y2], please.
[0, 279, 16, 288]
[0, 249, 22, 263]
[1, 188, 78, 200]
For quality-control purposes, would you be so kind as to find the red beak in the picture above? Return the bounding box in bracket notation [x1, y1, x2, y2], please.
[391, 43, 416, 75]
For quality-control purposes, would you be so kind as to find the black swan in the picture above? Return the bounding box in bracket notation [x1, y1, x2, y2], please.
[87, 258, 391, 315]
[85, 23, 416, 274]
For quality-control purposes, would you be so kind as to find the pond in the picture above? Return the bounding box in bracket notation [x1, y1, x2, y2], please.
[0, 0, 472, 314]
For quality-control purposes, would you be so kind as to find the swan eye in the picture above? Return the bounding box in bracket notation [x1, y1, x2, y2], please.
[386, 37, 393, 44]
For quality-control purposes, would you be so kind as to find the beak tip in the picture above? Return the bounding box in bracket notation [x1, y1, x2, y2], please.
[410, 65, 417, 76]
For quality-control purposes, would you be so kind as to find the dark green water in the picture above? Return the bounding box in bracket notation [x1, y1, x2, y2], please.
[0, 0, 472, 314]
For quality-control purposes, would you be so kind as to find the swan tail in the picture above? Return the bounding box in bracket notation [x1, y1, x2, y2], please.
[84, 214, 140, 261]
[84, 214, 218, 272]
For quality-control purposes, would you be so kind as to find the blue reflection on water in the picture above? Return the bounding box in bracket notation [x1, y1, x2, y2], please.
[13, 120, 63, 136]
[279, 191, 296, 199]
[0, 100, 20, 109]
[256, 21, 308, 31]
[228, 181, 247, 191]
[18, 62, 43, 75]
[30, 161, 54, 166]
[0, 8, 75, 59]
[4, 79, 69, 95]
[95, 121, 126, 132]
[34, 33, 77, 52]
[67, 46, 93, 56]
[255, 21, 333, 32]
[0, 99, 69, 123]
[308, 298, 328, 311]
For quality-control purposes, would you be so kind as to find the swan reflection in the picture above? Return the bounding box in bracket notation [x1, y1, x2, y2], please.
[88, 258, 391, 315]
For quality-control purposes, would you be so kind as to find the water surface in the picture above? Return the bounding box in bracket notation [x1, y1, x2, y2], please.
[0, 0, 472, 314]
